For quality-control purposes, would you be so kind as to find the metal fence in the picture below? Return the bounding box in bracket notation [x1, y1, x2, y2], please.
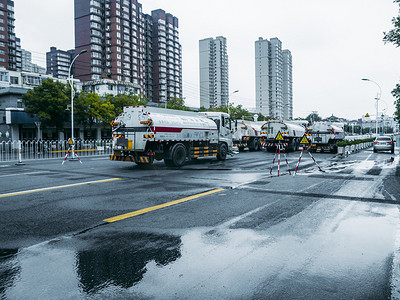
[0, 139, 112, 162]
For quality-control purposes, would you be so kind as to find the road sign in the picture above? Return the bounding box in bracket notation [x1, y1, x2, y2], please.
[299, 134, 310, 144]
[275, 131, 284, 141]
[68, 138, 74, 145]
[365, 113, 370, 117]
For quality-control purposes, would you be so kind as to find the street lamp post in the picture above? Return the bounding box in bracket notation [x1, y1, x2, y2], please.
[68, 49, 87, 159]
[228, 90, 239, 115]
[361, 78, 381, 136]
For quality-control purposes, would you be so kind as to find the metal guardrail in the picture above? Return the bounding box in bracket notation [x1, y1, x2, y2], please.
[0, 139, 112, 162]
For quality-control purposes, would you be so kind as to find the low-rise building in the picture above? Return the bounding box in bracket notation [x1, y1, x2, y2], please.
[81, 78, 141, 96]
[0, 67, 79, 141]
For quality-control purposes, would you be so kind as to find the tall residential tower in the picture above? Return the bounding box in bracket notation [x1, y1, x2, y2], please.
[199, 36, 229, 108]
[0, 0, 21, 71]
[74, 0, 182, 103]
[255, 37, 292, 119]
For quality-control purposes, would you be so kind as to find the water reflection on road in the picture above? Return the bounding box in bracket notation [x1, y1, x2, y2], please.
[1, 199, 398, 299]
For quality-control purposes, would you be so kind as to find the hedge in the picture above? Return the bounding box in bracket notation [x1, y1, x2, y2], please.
[336, 138, 375, 147]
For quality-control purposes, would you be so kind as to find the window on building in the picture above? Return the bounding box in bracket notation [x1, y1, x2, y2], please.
[0, 71, 8, 82]
[10, 76, 18, 84]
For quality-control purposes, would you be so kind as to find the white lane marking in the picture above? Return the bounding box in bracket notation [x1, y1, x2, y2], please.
[0, 178, 122, 198]
[0, 171, 51, 178]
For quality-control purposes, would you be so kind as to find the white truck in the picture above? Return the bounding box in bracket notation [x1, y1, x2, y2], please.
[110, 106, 235, 167]
[232, 120, 264, 151]
[259, 119, 306, 152]
[306, 121, 345, 153]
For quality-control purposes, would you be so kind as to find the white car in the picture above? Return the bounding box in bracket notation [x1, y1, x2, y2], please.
[373, 136, 395, 153]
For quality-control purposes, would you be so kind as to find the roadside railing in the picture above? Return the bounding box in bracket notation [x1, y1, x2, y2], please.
[0, 139, 112, 162]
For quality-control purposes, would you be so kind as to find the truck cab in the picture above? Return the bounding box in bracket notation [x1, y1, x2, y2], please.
[200, 112, 235, 150]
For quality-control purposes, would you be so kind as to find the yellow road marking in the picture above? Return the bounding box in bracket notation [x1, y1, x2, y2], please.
[104, 188, 225, 223]
[0, 178, 122, 198]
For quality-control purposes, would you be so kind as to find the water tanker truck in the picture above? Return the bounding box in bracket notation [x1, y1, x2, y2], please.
[306, 121, 345, 153]
[111, 106, 235, 167]
[232, 120, 264, 151]
[260, 120, 306, 152]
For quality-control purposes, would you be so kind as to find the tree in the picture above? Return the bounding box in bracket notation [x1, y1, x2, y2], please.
[213, 104, 253, 120]
[257, 113, 270, 122]
[391, 83, 400, 121]
[383, 0, 400, 47]
[74, 91, 115, 129]
[104, 93, 146, 117]
[22, 79, 70, 135]
[384, 0, 400, 121]
[305, 112, 322, 123]
[166, 97, 190, 111]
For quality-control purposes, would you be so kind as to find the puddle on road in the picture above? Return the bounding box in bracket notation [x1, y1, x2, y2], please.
[1, 201, 399, 299]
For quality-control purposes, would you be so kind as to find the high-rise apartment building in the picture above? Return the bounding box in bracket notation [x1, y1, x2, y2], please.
[22, 49, 45, 74]
[282, 49, 293, 120]
[145, 9, 182, 104]
[74, 0, 182, 103]
[199, 36, 229, 108]
[255, 37, 292, 119]
[0, 0, 20, 71]
[46, 47, 74, 79]
[74, 0, 144, 87]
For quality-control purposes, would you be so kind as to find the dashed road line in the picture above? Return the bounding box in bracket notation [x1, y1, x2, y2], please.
[103, 188, 225, 223]
[0, 178, 122, 198]
[0, 171, 51, 178]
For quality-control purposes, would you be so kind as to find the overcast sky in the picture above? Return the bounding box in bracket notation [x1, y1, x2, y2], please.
[14, 0, 400, 120]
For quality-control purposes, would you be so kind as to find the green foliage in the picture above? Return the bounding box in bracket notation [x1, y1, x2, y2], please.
[305, 112, 322, 122]
[336, 138, 374, 147]
[104, 93, 146, 117]
[257, 113, 270, 121]
[198, 104, 270, 121]
[384, 2, 400, 121]
[383, 0, 400, 47]
[198, 106, 209, 112]
[212, 104, 253, 120]
[391, 83, 400, 122]
[166, 97, 190, 111]
[22, 79, 70, 131]
[74, 91, 115, 128]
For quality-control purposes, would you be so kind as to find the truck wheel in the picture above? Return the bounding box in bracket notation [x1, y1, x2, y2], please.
[295, 140, 300, 151]
[288, 140, 296, 152]
[253, 138, 260, 151]
[217, 143, 228, 161]
[170, 143, 187, 167]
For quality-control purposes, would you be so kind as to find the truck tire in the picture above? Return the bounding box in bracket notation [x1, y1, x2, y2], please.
[250, 138, 260, 151]
[170, 143, 187, 167]
[217, 143, 228, 161]
[288, 139, 296, 152]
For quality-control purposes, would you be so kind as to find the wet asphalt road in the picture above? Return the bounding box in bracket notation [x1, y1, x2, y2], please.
[0, 143, 400, 299]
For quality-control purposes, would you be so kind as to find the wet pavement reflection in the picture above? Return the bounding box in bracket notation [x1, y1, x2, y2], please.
[0, 232, 182, 299]
[0, 199, 398, 300]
